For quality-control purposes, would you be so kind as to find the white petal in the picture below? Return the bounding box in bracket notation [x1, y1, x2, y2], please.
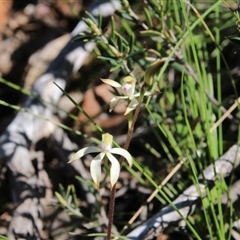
[124, 98, 139, 115]
[109, 97, 120, 112]
[101, 78, 122, 88]
[144, 91, 152, 96]
[106, 152, 120, 188]
[133, 91, 153, 98]
[90, 152, 105, 187]
[110, 148, 133, 167]
[117, 96, 129, 99]
[68, 146, 101, 163]
[122, 83, 135, 96]
[133, 93, 140, 97]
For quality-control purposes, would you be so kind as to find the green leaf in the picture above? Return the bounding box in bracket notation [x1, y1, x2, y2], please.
[122, 18, 133, 35]
[0, 236, 10, 240]
[144, 59, 166, 85]
[97, 13, 102, 29]
[110, 16, 115, 40]
[114, 31, 128, 45]
[55, 192, 68, 207]
[144, 7, 153, 28]
[226, 35, 240, 46]
[129, 32, 135, 54]
[140, 30, 162, 37]
[110, 64, 122, 72]
[85, 11, 98, 25]
[127, 49, 146, 59]
[117, 34, 123, 53]
[72, 34, 95, 42]
[116, 10, 133, 21]
[97, 55, 119, 65]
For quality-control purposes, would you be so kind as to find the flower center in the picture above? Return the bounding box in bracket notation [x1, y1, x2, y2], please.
[102, 144, 112, 152]
[122, 83, 135, 96]
[101, 133, 113, 152]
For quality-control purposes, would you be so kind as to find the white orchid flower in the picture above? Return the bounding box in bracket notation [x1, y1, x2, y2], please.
[69, 133, 132, 188]
[101, 76, 151, 115]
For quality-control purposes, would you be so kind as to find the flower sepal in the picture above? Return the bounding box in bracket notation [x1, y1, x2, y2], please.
[69, 133, 132, 189]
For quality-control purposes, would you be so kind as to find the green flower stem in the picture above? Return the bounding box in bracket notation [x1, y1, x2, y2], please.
[128, 112, 133, 130]
[107, 89, 143, 240]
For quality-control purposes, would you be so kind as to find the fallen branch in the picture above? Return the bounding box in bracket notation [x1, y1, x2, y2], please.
[127, 144, 240, 239]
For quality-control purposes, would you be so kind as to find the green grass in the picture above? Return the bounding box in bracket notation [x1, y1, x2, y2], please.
[70, 0, 240, 238]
